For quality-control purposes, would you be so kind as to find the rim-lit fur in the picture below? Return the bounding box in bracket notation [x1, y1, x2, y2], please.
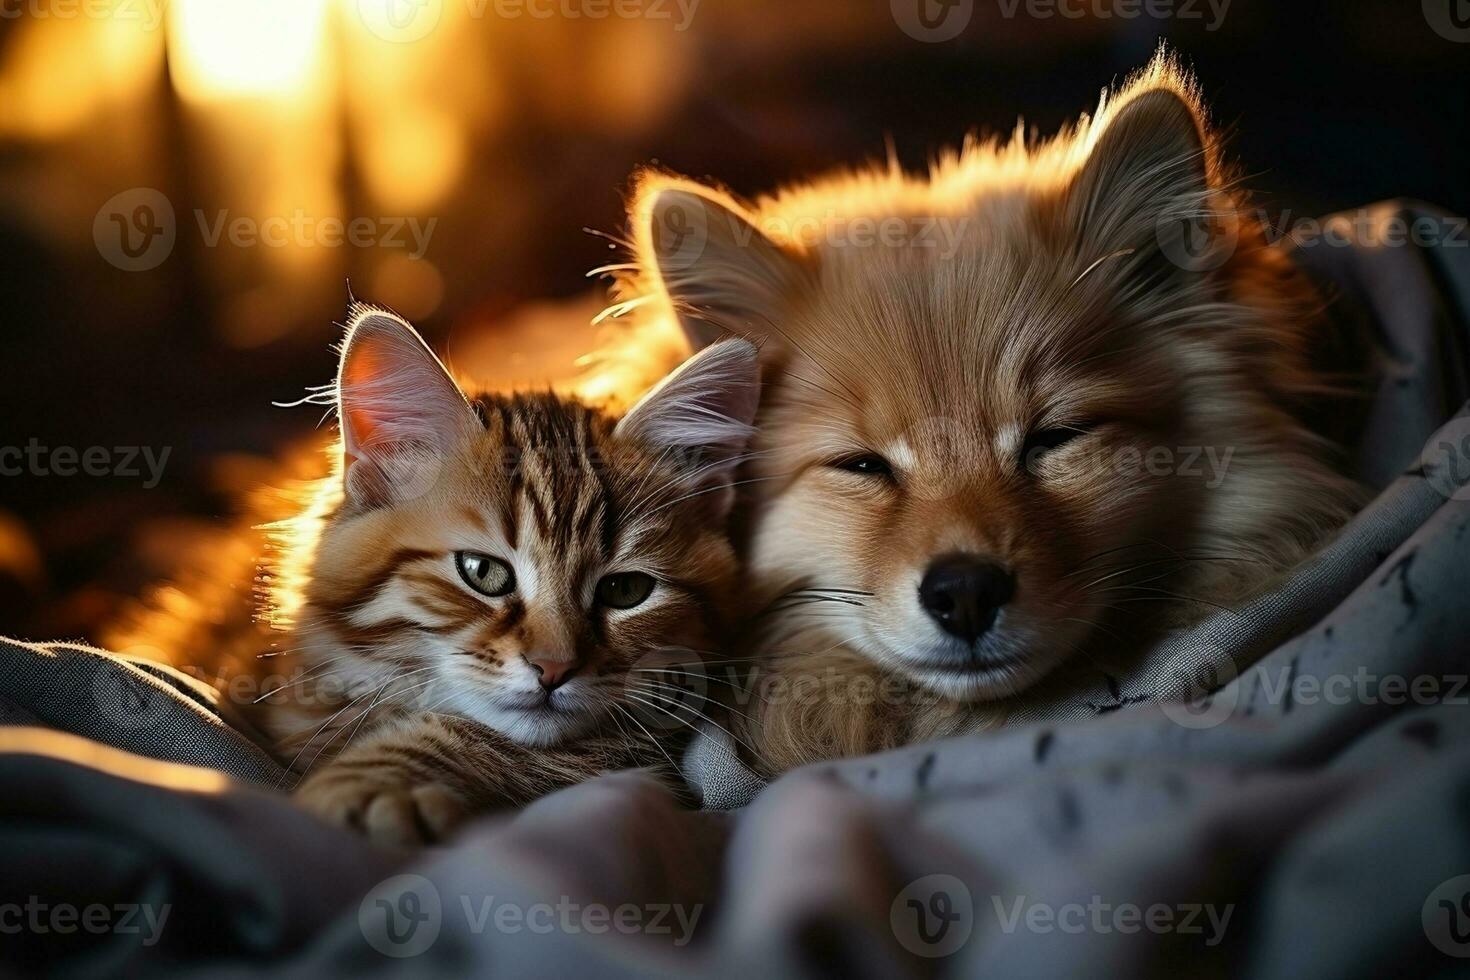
[608, 51, 1366, 774]
[110, 310, 760, 841]
[246, 310, 759, 782]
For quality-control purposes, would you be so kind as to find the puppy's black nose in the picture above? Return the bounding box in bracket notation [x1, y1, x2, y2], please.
[918, 554, 1015, 644]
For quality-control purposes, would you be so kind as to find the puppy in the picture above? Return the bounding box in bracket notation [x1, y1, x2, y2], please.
[598, 52, 1364, 774]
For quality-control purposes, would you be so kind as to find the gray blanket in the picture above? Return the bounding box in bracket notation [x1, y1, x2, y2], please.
[3, 201, 1470, 978]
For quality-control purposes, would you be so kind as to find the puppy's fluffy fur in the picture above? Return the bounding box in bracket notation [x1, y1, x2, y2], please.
[596, 52, 1365, 774]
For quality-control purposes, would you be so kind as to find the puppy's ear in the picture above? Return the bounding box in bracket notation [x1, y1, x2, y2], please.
[1063, 81, 1231, 279]
[615, 337, 760, 518]
[634, 179, 803, 351]
[336, 306, 480, 508]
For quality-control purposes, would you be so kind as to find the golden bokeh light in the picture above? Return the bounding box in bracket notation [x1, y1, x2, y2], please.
[167, 0, 334, 103]
[0, 4, 163, 139]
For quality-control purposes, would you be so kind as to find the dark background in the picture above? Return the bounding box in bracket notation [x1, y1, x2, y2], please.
[1, 0, 1467, 641]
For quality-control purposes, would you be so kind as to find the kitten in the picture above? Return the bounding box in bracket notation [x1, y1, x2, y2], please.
[597, 52, 1365, 775]
[209, 305, 756, 844]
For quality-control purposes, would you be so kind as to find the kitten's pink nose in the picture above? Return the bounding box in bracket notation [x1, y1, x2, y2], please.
[526, 657, 577, 692]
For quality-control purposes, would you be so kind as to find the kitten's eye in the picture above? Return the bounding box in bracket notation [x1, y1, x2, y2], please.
[1022, 425, 1092, 470]
[831, 454, 893, 477]
[595, 572, 655, 610]
[455, 551, 515, 597]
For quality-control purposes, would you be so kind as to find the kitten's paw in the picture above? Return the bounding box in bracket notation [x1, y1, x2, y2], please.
[296, 776, 470, 846]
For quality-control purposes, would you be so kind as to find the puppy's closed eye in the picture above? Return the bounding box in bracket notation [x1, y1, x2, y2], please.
[829, 453, 894, 478]
[1021, 425, 1093, 473]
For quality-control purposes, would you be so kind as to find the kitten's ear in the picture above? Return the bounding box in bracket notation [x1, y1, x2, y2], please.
[634, 179, 803, 351]
[1063, 82, 1231, 276]
[614, 337, 760, 515]
[336, 306, 479, 507]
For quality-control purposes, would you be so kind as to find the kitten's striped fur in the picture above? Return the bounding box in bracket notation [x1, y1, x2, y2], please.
[119, 307, 761, 845]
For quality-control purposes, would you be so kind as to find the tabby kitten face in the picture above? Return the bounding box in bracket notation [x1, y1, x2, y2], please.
[286, 307, 759, 748]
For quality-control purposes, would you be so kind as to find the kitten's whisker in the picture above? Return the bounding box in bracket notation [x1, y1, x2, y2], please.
[623, 692, 737, 759]
[644, 476, 785, 517]
[622, 443, 681, 519]
[626, 684, 764, 761]
[611, 703, 680, 777]
[277, 677, 395, 787]
[252, 655, 355, 703]
[278, 664, 432, 783]
[323, 666, 439, 771]
[297, 671, 437, 780]
[628, 449, 775, 523]
[628, 668, 772, 705]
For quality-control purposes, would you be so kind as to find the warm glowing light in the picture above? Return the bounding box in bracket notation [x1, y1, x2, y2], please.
[358, 109, 466, 212]
[372, 254, 446, 321]
[167, 0, 332, 102]
[0, 7, 163, 139]
[0, 728, 229, 794]
[0, 512, 41, 588]
[573, 304, 687, 410]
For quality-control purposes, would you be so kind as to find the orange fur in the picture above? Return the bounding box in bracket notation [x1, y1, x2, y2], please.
[604, 50, 1367, 774]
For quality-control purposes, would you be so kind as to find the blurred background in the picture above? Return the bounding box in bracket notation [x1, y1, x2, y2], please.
[1, 0, 1466, 643]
